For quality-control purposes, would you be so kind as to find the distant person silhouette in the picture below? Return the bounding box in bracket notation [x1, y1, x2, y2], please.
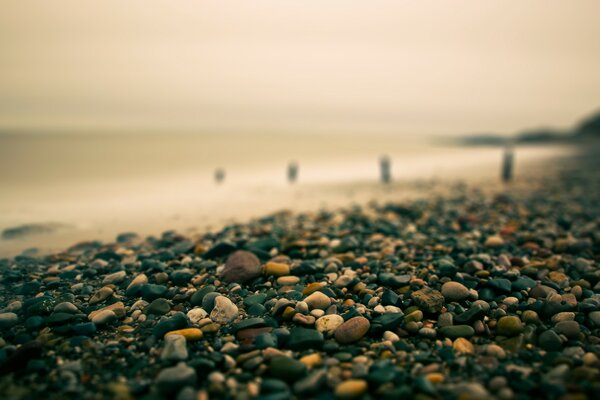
[380, 155, 391, 184]
[215, 168, 225, 184]
[287, 161, 298, 184]
[501, 146, 514, 182]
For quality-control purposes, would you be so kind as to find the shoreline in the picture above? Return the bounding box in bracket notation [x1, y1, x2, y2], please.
[0, 144, 578, 258]
[0, 143, 598, 399]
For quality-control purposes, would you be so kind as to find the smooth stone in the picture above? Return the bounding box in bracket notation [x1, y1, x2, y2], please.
[53, 302, 79, 314]
[91, 310, 117, 326]
[89, 287, 113, 305]
[453, 338, 475, 353]
[189, 285, 216, 307]
[221, 250, 262, 283]
[589, 311, 600, 327]
[162, 334, 188, 361]
[146, 298, 171, 315]
[265, 262, 290, 277]
[187, 308, 208, 325]
[441, 282, 470, 302]
[487, 278, 512, 293]
[539, 330, 563, 351]
[496, 316, 524, 337]
[439, 325, 475, 339]
[71, 322, 97, 336]
[201, 292, 220, 313]
[140, 284, 168, 301]
[156, 363, 197, 394]
[165, 328, 203, 341]
[153, 312, 189, 338]
[454, 304, 487, 324]
[278, 276, 300, 286]
[210, 296, 238, 324]
[315, 314, 344, 335]
[170, 269, 193, 286]
[0, 312, 19, 329]
[88, 302, 126, 320]
[554, 321, 580, 339]
[484, 235, 504, 247]
[512, 276, 537, 291]
[304, 291, 331, 310]
[286, 327, 324, 350]
[269, 356, 307, 382]
[334, 379, 368, 399]
[334, 316, 370, 344]
[411, 288, 444, 313]
[102, 270, 127, 285]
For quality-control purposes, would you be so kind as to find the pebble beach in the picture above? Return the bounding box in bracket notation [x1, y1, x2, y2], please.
[0, 148, 599, 400]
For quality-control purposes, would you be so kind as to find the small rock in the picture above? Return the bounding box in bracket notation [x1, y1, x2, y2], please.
[265, 262, 290, 277]
[155, 363, 197, 394]
[89, 286, 113, 305]
[315, 314, 344, 335]
[0, 312, 19, 329]
[165, 328, 204, 341]
[220, 250, 262, 283]
[334, 379, 368, 399]
[496, 316, 524, 337]
[102, 270, 127, 285]
[411, 288, 444, 313]
[269, 356, 306, 382]
[441, 281, 470, 302]
[162, 334, 188, 361]
[334, 316, 370, 344]
[91, 310, 117, 326]
[210, 296, 238, 324]
[304, 292, 331, 310]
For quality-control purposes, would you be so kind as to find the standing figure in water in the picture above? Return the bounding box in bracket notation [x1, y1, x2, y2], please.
[501, 146, 514, 183]
[287, 161, 298, 184]
[214, 168, 226, 184]
[380, 155, 391, 184]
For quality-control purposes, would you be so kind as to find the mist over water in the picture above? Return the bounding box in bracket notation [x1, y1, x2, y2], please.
[0, 132, 574, 256]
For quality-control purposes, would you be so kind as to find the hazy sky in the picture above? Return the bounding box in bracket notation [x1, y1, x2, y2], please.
[1, 1, 599, 136]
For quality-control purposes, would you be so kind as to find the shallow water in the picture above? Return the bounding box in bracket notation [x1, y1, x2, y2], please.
[0, 133, 575, 256]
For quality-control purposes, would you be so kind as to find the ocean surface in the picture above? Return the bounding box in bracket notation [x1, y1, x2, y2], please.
[0, 133, 574, 256]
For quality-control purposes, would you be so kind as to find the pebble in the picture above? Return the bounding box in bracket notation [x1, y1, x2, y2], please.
[304, 291, 331, 310]
[89, 286, 114, 305]
[269, 356, 306, 382]
[441, 281, 470, 302]
[439, 325, 475, 339]
[91, 310, 117, 326]
[162, 334, 188, 361]
[411, 288, 444, 313]
[220, 250, 262, 283]
[264, 262, 290, 277]
[0, 312, 19, 329]
[496, 316, 524, 336]
[165, 328, 204, 341]
[156, 363, 197, 393]
[315, 314, 344, 335]
[334, 317, 370, 344]
[102, 270, 127, 285]
[334, 379, 368, 399]
[210, 296, 238, 324]
[453, 338, 475, 353]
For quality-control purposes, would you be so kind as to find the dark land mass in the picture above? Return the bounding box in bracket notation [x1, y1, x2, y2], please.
[461, 110, 600, 146]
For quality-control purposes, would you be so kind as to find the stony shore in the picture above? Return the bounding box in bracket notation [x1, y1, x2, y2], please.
[0, 154, 599, 399]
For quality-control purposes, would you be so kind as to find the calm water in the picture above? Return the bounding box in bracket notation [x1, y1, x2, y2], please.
[0, 133, 573, 256]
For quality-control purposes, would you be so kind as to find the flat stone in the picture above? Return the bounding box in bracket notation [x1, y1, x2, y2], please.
[439, 325, 475, 339]
[91, 310, 117, 326]
[146, 298, 171, 315]
[334, 316, 370, 344]
[102, 270, 127, 285]
[269, 356, 306, 382]
[265, 262, 290, 277]
[411, 288, 444, 313]
[153, 312, 189, 338]
[334, 379, 368, 399]
[286, 327, 324, 350]
[165, 328, 203, 341]
[89, 286, 113, 305]
[539, 329, 563, 351]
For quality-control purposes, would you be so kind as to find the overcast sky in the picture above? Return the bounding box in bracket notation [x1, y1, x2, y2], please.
[1, 1, 599, 136]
